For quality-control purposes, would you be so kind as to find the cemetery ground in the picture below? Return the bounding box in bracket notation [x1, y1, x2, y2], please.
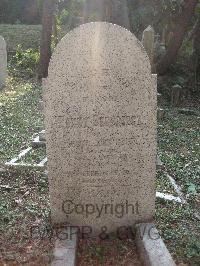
[0, 76, 199, 265]
[0, 24, 199, 266]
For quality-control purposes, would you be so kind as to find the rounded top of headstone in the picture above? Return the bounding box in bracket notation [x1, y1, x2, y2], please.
[0, 35, 6, 49]
[45, 22, 155, 119]
[144, 25, 154, 33]
[47, 22, 151, 81]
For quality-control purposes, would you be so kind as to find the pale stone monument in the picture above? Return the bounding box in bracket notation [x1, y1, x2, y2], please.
[44, 22, 157, 234]
[0, 36, 7, 88]
[142, 25, 155, 70]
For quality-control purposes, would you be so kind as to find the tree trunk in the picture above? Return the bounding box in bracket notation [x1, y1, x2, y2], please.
[52, 15, 59, 46]
[39, 0, 55, 79]
[193, 18, 200, 91]
[157, 0, 198, 75]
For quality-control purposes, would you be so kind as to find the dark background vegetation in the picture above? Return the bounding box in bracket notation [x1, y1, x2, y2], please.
[0, 0, 199, 99]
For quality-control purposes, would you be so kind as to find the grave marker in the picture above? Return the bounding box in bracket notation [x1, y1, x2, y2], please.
[0, 36, 7, 88]
[142, 25, 155, 70]
[43, 22, 157, 234]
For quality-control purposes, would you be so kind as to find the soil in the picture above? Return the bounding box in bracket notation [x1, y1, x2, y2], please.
[77, 237, 142, 266]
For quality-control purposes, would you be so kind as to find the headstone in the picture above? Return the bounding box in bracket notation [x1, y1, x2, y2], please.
[39, 130, 46, 141]
[158, 108, 165, 120]
[38, 100, 44, 112]
[142, 26, 155, 70]
[43, 22, 157, 234]
[0, 36, 7, 88]
[157, 93, 162, 106]
[171, 84, 182, 107]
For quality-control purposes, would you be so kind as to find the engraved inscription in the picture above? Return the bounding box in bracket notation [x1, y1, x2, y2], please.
[52, 115, 144, 128]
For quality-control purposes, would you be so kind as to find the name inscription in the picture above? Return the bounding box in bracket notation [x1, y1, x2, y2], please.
[52, 115, 144, 128]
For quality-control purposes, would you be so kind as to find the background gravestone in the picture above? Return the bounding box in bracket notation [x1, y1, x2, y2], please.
[142, 25, 155, 70]
[43, 22, 157, 234]
[0, 36, 7, 88]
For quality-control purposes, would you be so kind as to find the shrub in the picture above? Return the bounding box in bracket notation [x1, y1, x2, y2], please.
[9, 45, 39, 78]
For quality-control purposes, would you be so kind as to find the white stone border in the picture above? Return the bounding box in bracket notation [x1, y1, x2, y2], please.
[166, 174, 186, 204]
[156, 192, 182, 203]
[5, 138, 186, 204]
[157, 156, 186, 204]
[136, 223, 176, 266]
[51, 228, 78, 266]
[5, 135, 47, 168]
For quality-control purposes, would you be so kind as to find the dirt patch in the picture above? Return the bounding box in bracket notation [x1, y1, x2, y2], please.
[77, 237, 142, 266]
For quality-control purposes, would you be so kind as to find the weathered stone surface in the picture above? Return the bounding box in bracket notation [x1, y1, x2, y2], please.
[142, 26, 155, 70]
[51, 228, 78, 266]
[38, 100, 44, 112]
[156, 155, 164, 170]
[0, 36, 7, 88]
[136, 223, 176, 266]
[44, 22, 157, 234]
[39, 130, 46, 141]
[171, 84, 182, 107]
[157, 93, 162, 106]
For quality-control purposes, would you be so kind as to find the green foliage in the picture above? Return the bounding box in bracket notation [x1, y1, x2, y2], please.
[128, 0, 191, 36]
[187, 182, 198, 195]
[175, 76, 185, 86]
[129, 5, 155, 35]
[186, 239, 200, 261]
[0, 78, 43, 162]
[158, 109, 200, 201]
[89, 245, 105, 263]
[58, 8, 70, 25]
[9, 45, 39, 78]
[156, 202, 200, 265]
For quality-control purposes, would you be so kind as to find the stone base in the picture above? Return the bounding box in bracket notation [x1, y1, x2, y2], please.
[51, 228, 78, 266]
[39, 130, 46, 141]
[32, 135, 46, 148]
[50, 223, 176, 266]
[156, 155, 164, 170]
[136, 223, 176, 266]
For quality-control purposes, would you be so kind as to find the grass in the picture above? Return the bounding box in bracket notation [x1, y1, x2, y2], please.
[0, 24, 68, 54]
[77, 238, 141, 265]
[156, 108, 200, 265]
[0, 77, 52, 264]
[156, 170, 177, 195]
[0, 169, 52, 264]
[19, 148, 46, 164]
[158, 109, 200, 205]
[155, 202, 200, 265]
[0, 24, 42, 52]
